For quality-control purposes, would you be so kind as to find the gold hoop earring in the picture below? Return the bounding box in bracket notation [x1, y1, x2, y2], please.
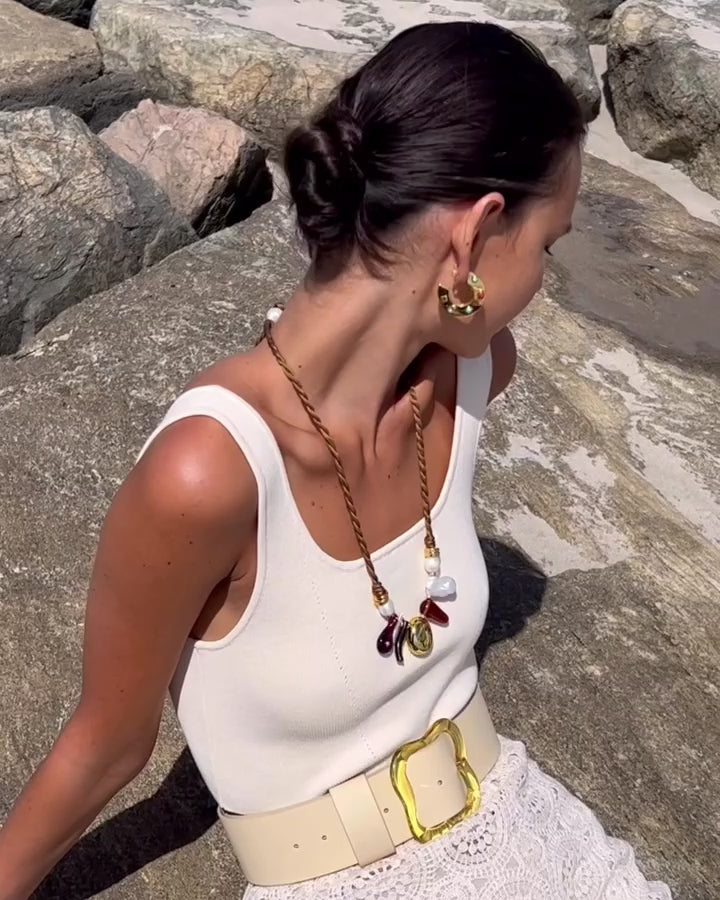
[438, 271, 485, 318]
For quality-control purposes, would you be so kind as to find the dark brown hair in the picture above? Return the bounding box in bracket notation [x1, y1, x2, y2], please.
[284, 21, 585, 275]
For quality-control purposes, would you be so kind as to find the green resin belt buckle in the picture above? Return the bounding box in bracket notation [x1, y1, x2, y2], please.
[390, 718, 481, 844]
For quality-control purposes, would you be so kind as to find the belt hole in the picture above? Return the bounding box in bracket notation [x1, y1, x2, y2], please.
[293, 843, 300, 849]
[321, 835, 327, 841]
[437, 779, 443, 786]
[383, 807, 389, 814]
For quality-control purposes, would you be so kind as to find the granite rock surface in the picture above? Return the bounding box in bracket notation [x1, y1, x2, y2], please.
[100, 100, 272, 237]
[0, 106, 195, 355]
[91, 0, 600, 150]
[607, 0, 720, 199]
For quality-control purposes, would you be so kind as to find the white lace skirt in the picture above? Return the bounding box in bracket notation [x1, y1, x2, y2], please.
[243, 736, 672, 900]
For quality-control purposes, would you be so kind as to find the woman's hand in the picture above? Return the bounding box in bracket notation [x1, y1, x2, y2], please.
[0, 417, 255, 899]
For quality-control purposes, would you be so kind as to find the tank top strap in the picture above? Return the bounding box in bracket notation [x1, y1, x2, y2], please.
[134, 351, 492, 561]
[136, 385, 277, 472]
[134, 385, 301, 543]
[456, 346, 493, 449]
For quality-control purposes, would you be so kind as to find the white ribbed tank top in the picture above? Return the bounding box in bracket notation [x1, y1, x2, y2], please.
[136, 350, 493, 814]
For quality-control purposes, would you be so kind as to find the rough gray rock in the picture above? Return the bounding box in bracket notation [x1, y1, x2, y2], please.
[16, 0, 95, 27]
[0, 0, 101, 109]
[0, 0, 148, 130]
[1, 158, 718, 898]
[607, 0, 720, 199]
[268, 159, 291, 204]
[563, 0, 625, 41]
[552, 154, 720, 366]
[91, 0, 600, 151]
[100, 100, 273, 237]
[0, 106, 195, 356]
[475, 154, 720, 900]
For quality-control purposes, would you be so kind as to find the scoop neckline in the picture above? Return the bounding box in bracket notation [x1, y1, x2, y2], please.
[206, 354, 463, 571]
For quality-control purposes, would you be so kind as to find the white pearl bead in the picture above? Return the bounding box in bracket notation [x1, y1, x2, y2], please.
[265, 306, 283, 323]
[427, 575, 457, 599]
[424, 555, 441, 576]
[379, 598, 396, 619]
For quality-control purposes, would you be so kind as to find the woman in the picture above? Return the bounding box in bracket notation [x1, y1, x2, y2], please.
[0, 21, 671, 900]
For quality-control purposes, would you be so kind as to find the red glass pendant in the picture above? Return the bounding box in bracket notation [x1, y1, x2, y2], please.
[420, 598, 449, 626]
[376, 615, 398, 656]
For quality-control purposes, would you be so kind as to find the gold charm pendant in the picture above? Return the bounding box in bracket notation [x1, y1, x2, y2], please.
[406, 616, 433, 657]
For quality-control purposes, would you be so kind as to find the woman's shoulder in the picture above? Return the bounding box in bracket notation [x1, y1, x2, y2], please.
[131, 353, 264, 534]
[132, 412, 258, 537]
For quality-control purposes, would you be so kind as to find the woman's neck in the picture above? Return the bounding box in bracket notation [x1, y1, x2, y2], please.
[253, 270, 436, 451]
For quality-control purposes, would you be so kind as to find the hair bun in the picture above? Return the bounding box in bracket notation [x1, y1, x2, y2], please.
[284, 22, 585, 276]
[326, 106, 363, 163]
[284, 104, 366, 261]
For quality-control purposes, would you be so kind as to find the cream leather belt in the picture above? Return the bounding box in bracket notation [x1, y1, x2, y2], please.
[219, 688, 500, 886]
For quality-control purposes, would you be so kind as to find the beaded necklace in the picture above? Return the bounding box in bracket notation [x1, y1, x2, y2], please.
[264, 307, 456, 663]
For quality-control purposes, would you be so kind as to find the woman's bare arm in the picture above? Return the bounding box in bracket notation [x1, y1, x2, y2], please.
[0, 417, 256, 900]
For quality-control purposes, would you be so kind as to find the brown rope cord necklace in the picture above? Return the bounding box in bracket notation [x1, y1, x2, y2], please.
[263, 306, 457, 663]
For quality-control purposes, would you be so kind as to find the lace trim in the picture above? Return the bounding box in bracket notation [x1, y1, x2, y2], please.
[244, 737, 672, 900]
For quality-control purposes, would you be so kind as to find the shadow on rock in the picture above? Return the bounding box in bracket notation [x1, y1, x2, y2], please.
[33, 748, 215, 900]
[601, 69, 616, 124]
[475, 538, 547, 666]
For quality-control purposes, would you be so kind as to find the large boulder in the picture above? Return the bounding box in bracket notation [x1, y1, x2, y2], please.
[0, 107, 195, 356]
[0, 0, 101, 109]
[91, 0, 600, 151]
[100, 100, 273, 238]
[607, 0, 720, 199]
[0, 156, 718, 898]
[563, 0, 625, 42]
[16, 0, 94, 27]
[0, 0, 147, 131]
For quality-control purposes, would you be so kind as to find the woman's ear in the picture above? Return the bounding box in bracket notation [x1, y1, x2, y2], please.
[451, 192, 505, 288]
